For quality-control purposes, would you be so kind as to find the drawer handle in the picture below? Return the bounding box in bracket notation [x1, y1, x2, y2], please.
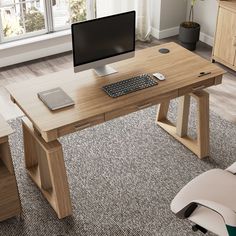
[192, 85, 206, 91]
[234, 36, 236, 46]
[136, 103, 152, 110]
[74, 123, 91, 131]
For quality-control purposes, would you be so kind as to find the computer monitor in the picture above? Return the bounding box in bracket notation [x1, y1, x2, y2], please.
[71, 11, 136, 77]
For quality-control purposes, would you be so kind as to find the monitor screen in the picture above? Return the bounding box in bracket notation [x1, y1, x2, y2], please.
[72, 11, 136, 68]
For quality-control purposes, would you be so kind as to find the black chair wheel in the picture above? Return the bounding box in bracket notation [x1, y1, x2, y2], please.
[192, 225, 199, 232]
[192, 224, 208, 234]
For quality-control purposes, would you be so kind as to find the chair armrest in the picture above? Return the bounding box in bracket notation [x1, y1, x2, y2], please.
[226, 162, 236, 174]
[175, 199, 236, 236]
[192, 200, 236, 227]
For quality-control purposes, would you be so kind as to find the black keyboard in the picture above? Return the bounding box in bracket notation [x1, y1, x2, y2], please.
[102, 74, 158, 98]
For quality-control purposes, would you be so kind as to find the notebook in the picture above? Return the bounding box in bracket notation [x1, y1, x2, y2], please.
[38, 87, 75, 111]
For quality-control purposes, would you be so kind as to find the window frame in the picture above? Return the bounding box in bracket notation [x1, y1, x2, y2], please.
[0, 0, 96, 44]
[0, 0, 48, 43]
[0, 10, 4, 43]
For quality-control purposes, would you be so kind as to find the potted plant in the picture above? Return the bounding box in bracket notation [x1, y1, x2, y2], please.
[179, 0, 203, 51]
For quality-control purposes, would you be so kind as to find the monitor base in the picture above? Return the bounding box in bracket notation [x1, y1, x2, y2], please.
[94, 65, 117, 77]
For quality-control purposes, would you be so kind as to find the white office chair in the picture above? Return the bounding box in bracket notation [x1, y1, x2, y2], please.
[171, 162, 236, 236]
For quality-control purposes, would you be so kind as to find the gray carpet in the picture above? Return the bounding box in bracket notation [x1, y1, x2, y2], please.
[0, 99, 236, 236]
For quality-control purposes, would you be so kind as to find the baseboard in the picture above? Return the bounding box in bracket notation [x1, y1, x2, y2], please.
[151, 26, 214, 47]
[151, 27, 160, 39]
[151, 26, 179, 40]
[199, 32, 214, 47]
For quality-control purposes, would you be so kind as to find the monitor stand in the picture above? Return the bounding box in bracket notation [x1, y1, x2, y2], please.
[94, 65, 117, 77]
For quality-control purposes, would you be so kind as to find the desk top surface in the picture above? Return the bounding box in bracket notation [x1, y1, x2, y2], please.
[0, 114, 13, 138]
[7, 42, 225, 138]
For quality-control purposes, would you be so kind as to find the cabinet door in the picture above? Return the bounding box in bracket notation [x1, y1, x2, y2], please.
[214, 7, 236, 65]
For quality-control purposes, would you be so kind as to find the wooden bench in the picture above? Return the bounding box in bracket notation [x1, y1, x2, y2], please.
[0, 114, 21, 221]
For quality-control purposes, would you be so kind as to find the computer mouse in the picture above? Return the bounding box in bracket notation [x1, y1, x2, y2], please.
[153, 73, 166, 81]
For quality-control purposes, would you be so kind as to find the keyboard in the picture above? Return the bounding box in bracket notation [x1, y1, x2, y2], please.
[102, 74, 158, 98]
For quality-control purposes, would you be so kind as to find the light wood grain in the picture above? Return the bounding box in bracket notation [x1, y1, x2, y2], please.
[178, 78, 215, 96]
[218, 0, 236, 14]
[0, 114, 13, 139]
[156, 101, 170, 122]
[0, 37, 235, 123]
[106, 91, 177, 121]
[194, 91, 210, 158]
[6, 42, 225, 142]
[213, 1, 236, 70]
[22, 117, 72, 219]
[0, 173, 21, 221]
[176, 95, 190, 137]
[5, 43, 225, 218]
[156, 119, 199, 154]
[157, 90, 210, 159]
[0, 115, 21, 221]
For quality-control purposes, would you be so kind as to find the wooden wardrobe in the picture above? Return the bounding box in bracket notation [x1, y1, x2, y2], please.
[212, 0, 236, 71]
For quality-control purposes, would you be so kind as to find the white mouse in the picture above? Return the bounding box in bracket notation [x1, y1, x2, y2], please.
[153, 73, 166, 81]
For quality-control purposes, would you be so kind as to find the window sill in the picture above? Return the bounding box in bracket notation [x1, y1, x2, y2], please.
[0, 30, 71, 50]
[0, 29, 72, 67]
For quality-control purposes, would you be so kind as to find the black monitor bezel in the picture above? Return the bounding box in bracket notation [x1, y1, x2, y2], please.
[71, 11, 136, 67]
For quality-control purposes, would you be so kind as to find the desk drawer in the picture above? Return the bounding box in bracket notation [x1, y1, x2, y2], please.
[179, 78, 215, 96]
[105, 104, 144, 121]
[58, 114, 104, 137]
[105, 90, 178, 121]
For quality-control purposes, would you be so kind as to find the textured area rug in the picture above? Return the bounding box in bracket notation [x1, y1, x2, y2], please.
[0, 99, 235, 236]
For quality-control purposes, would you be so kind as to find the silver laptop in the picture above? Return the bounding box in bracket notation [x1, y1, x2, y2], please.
[38, 87, 75, 111]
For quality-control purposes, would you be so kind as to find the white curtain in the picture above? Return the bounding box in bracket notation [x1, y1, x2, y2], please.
[96, 0, 151, 41]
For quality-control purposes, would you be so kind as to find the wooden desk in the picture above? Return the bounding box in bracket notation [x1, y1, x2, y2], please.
[6, 42, 225, 219]
[0, 114, 21, 221]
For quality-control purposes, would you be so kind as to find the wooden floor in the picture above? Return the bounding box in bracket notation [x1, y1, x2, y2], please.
[0, 36, 236, 123]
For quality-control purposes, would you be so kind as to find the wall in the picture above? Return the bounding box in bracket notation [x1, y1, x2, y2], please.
[151, 0, 161, 37]
[186, 0, 218, 46]
[151, 0, 187, 39]
[151, 0, 218, 45]
[160, 0, 187, 30]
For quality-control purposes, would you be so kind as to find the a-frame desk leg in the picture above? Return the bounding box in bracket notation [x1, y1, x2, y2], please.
[156, 90, 210, 159]
[22, 117, 72, 219]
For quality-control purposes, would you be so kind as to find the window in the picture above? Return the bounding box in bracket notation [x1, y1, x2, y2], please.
[52, 0, 87, 30]
[0, 0, 96, 43]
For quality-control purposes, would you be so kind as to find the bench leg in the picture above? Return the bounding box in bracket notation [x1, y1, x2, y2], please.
[22, 117, 72, 219]
[156, 91, 210, 159]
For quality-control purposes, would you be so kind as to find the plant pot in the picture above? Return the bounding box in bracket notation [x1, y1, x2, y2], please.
[179, 22, 200, 51]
